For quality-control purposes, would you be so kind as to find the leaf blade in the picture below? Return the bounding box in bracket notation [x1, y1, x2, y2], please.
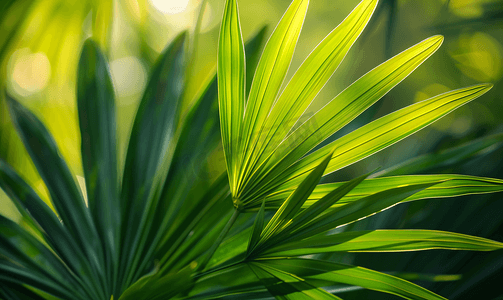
[247, 199, 266, 257]
[255, 0, 378, 169]
[118, 32, 187, 291]
[0, 160, 104, 299]
[240, 35, 445, 204]
[254, 152, 333, 255]
[249, 262, 342, 299]
[238, 0, 309, 193]
[278, 84, 493, 193]
[0, 215, 90, 300]
[5, 95, 107, 296]
[218, 0, 246, 196]
[265, 174, 503, 209]
[262, 258, 447, 300]
[288, 183, 436, 242]
[77, 38, 119, 292]
[373, 133, 503, 177]
[266, 229, 503, 256]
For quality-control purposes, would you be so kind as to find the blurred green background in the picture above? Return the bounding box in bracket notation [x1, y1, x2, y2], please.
[1, 0, 502, 298]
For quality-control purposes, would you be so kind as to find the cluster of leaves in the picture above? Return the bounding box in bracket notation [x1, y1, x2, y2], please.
[0, 0, 502, 299]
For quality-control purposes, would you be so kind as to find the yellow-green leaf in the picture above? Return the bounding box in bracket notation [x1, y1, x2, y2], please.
[247, 0, 378, 183]
[265, 230, 503, 256]
[261, 258, 447, 300]
[218, 0, 246, 195]
[278, 84, 492, 192]
[238, 35, 444, 205]
[265, 174, 503, 209]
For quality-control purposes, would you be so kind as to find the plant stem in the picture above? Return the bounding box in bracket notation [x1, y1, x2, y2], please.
[197, 208, 240, 271]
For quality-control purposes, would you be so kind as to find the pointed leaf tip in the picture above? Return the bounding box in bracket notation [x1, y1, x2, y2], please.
[82, 38, 99, 51]
[482, 83, 494, 91]
[427, 35, 444, 47]
[432, 34, 444, 44]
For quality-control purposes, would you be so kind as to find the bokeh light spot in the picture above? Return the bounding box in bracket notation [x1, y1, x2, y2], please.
[449, 0, 484, 18]
[450, 32, 503, 82]
[110, 56, 147, 99]
[150, 0, 190, 14]
[9, 48, 51, 96]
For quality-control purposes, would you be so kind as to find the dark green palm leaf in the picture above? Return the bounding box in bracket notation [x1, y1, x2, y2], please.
[5, 95, 108, 298]
[0, 0, 502, 299]
[117, 31, 187, 291]
[77, 38, 119, 293]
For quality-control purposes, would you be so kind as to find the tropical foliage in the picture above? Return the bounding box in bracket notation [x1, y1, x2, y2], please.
[0, 0, 502, 299]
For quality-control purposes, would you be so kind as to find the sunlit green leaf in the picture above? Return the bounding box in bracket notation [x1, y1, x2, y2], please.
[239, 35, 445, 207]
[257, 152, 333, 248]
[252, 0, 378, 173]
[0, 0, 502, 299]
[154, 27, 268, 275]
[277, 84, 493, 194]
[247, 199, 266, 257]
[373, 133, 503, 177]
[264, 229, 503, 256]
[238, 0, 309, 196]
[250, 154, 358, 257]
[249, 261, 342, 299]
[218, 0, 246, 197]
[392, 273, 462, 283]
[261, 258, 447, 300]
[265, 174, 503, 209]
[285, 183, 435, 243]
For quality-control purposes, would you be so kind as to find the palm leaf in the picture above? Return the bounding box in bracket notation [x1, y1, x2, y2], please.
[5, 95, 107, 297]
[0, 281, 48, 300]
[119, 264, 196, 300]
[272, 183, 436, 246]
[264, 229, 503, 256]
[260, 258, 447, 300]
[247, 198, 266, 257]
[153, 26, 268, 276]
[0, 215, 87, 299]
[373, 133, 503, 177]
[238, 35, 445, 207]
[218, 0, 246, 197]
[249, 262, 342, 299]
[0, 160, 103, 298]
[117, 32, 187, 291]
[0, 0, 502, 299]
[238, 0, 309, 196]
[247, 152, 333, 258]
[77, 38, 119, 292]
[275, 84, 492, 195]
[251, 0, 378, 171]
[265, 174, 503, 209]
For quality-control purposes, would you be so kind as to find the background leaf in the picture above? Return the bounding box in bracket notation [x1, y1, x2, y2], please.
[77, 38, 119, 293]
[118, 31, 187, 292]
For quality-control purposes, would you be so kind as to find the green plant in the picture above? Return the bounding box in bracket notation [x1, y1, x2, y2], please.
[1, 0, 502, 299]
